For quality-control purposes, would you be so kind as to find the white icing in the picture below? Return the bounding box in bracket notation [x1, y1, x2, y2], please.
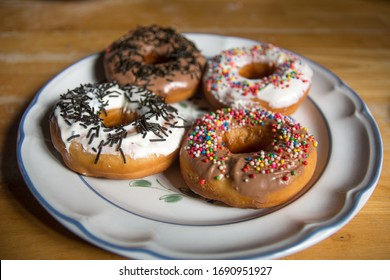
[203, 44, 313, 109]
[53, 83, 185, 159]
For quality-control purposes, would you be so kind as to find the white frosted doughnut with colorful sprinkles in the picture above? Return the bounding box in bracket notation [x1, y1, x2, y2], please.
[203, 44, 313, 115]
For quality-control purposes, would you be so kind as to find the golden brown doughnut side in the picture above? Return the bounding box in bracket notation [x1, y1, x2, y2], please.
[50, 116, 179, 179]
[203, 83, 312, 116]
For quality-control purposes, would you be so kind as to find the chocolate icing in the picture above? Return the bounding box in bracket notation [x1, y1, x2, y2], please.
[103, 25, 206, 98]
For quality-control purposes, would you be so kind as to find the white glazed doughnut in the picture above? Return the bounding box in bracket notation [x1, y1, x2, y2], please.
[203, 44, 313, 115]
[49, 82, 186, 179]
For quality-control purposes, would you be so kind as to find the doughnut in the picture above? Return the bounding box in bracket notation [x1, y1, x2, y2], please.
[203, 44, 313, 115]
[179, 108, 318, 208]
[49, 82, 186, 179]
[103, 25, 207, 103]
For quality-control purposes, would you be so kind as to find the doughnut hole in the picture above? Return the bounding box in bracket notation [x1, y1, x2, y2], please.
[144, 52, 173, 65]
[223, 125, 274, 154]
[100, 109, 138, 128]
[239, 62, 276, 80]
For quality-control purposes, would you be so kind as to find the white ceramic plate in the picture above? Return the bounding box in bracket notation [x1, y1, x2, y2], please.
[17, 34, 383, 259]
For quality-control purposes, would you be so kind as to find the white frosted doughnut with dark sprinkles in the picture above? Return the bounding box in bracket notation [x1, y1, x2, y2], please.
[50, 82, 186, 179]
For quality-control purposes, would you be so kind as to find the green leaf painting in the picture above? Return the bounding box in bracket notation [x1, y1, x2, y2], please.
[129, 179, 152, 188]
[159, 194, 183, 203]
[129, 179, 184, 204]
[128, 178, 220, 205]
[178, 102, 188, 108]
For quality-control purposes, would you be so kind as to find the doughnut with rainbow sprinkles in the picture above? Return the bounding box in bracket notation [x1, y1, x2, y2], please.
[203, 44, 313, 115]
[179, 107, 318, 208]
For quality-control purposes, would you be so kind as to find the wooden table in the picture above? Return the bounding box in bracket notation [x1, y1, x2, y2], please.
[1, 0, 389, 260]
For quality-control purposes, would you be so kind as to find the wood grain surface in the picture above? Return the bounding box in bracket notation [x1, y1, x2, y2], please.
[0, 0, 389, 260]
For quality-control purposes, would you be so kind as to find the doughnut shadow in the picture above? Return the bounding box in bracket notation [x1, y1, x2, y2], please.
[93, 51, 107, 83]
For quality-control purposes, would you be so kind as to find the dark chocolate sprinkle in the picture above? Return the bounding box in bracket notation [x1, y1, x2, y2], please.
[94, 146, 102, 164]
[66, 134, 80, 141]
[119, 147, 126, 163]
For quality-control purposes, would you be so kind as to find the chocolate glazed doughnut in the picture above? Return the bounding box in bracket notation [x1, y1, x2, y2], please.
[104, 25, 207, 103]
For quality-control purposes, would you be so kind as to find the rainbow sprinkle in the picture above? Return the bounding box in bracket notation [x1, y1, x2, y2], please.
[184, 108, 318, 184]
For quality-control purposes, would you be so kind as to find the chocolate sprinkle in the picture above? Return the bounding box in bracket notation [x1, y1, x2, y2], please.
[66, 134, 80, 141]
[119, 147, 126, 164]
[149, 138, 167, 142]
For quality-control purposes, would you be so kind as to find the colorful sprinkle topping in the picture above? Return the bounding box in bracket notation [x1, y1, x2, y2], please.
[184, 108, 317, 183]
[207, 45, 308, 93]
[203, 44, 313, 109]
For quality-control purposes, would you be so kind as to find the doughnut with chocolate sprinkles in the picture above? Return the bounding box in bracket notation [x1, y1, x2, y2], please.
[179, 107, 318, 208]
[104, 25, 207, 103]
[49, 82, 186, 179]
